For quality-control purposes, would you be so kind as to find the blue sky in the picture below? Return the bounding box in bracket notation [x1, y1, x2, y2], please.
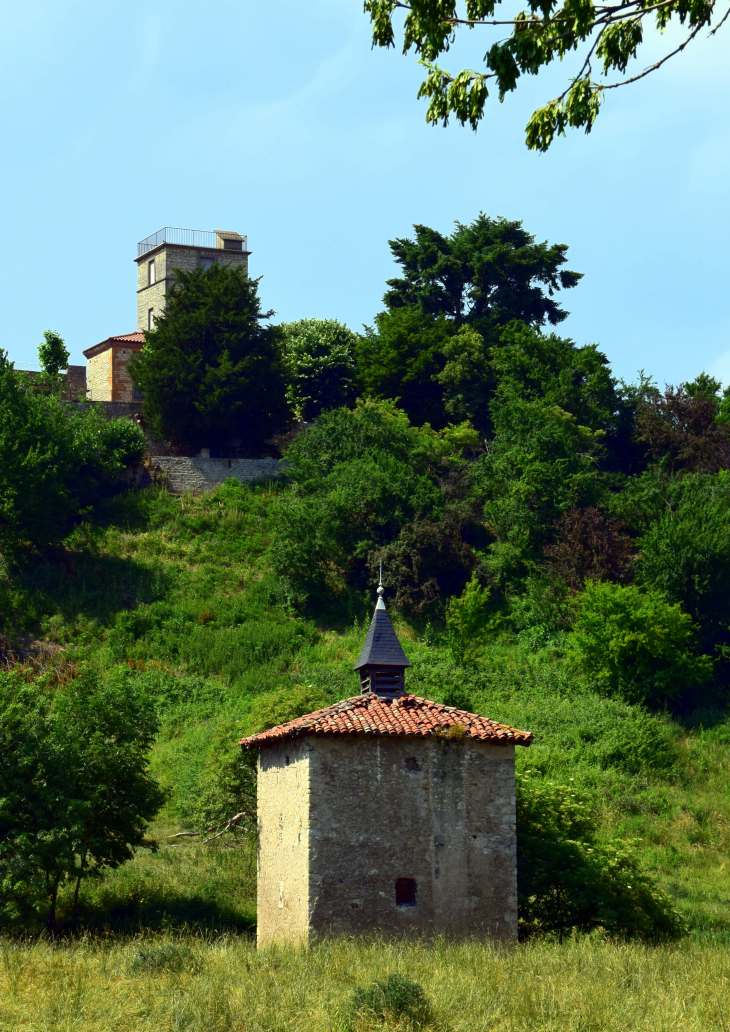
[2, 0, 729, 389]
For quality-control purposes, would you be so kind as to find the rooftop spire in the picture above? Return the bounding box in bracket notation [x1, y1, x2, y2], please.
[354, 572, 411, 696]
[376, 563, 385, 610]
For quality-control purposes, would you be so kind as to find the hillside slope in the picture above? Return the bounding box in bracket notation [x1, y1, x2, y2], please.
[2, 480, 730, 935]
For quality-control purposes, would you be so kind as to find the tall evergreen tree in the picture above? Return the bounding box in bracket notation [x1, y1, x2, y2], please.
[130, 265, 290, 454]
[357, 214, 582, 429]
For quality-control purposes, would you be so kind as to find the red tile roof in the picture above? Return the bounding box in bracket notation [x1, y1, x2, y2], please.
[83, 332, 145, 359]
[239, 693, 533, 749]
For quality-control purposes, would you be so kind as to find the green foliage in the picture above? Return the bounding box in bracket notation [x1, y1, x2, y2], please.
[517, 773, 681, 939]
[0, 669, 164, 928]
[636, 472, 730, 657]
[129, 265, 289, 454]
[0, 353, 145, 550]
[357, 307, 455, 428]
[382, 216, 581, 329]
[281, 318, 358, 419]
[185, 720, 257, 833]
[364, 0, 726, 149]
[245, 683, 330, 736]
[491, 323, 621, 435]
[568, 581, 713, 705]
[270, 400, 451, 601]
[348, 974, 432, 1029]
[37, 330, 70, 378]
[445, 574, 492, 665]
[477, 393, 606, 584]
[357, 215, 581, 429]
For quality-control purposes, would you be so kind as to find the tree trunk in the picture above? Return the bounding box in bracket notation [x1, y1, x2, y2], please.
[72, 851, 87, 918]
[47, 880, 60, 932]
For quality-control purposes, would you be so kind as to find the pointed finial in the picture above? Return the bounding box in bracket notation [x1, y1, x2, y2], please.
[376, 563, 386, 609]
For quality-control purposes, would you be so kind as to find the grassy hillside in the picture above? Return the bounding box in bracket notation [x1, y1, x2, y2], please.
[2, 479, 730, 938]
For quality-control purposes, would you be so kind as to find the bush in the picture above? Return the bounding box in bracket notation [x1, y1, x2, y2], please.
[0, 353, 144, 550]
[445, 574, 493, 665]
[280, 318, 358, 419]
[517, 773, 681, 939]
[348, 974, 432, 1029]
[270, 401, 451, 601]
[636, 472, 730, 656]
[568, 581, 712, 706]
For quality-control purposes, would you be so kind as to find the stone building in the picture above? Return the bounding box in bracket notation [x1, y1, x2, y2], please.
[84, 332, 145, 402]
[135, 227, 249, 333]
[240, 586, 533, 947]
[83, 227, 249, 401]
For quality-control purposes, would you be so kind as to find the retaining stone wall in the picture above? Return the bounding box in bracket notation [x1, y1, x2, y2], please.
[149, 455, 287, 494]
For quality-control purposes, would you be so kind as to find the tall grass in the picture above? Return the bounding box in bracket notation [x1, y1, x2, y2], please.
[2, 935, 730, 1031]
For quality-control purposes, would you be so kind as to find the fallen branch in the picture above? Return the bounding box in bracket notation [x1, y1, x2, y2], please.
[202, 810, 253, 845]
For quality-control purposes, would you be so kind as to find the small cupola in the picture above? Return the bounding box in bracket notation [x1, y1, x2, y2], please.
[354, 577, 411, 697]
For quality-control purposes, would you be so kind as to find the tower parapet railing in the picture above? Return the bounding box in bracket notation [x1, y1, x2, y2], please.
[138, 227, 247, 257]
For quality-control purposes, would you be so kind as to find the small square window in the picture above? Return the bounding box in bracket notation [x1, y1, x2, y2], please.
[199, 258, 214, 271]
[148, 259, 156, 286]
[395, 878, 416, 907]
[133, 383, 143, 400]
[148, 308, 155, 330]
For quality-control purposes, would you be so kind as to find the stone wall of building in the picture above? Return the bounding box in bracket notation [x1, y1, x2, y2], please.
[136, 245, 249, 331]
[307, 735, 518, 941]
[87, 351, 112, 400]
[148, 456, 287, 494]
[255, 733, 518, 946]
[111, 345, 142, 402]
[257, 739, 312, 947]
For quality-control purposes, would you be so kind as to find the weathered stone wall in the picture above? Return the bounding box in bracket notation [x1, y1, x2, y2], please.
[136, 244, 249, 331]
[307, 735, 517, 941]
[255, 733, 518, 946]
[111, 345, 142, 402]
[87, 350, 112, 400]
[149, 456, 287, 494]
[18, 366, 87, 401]
[257, 740, 311, 947]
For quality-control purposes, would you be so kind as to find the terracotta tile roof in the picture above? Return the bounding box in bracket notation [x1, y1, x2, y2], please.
[239, 693, 533, 749]
[83, 332, 145, 360]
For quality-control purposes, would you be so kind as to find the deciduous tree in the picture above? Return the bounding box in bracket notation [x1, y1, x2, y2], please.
[365, 0, 729, 150]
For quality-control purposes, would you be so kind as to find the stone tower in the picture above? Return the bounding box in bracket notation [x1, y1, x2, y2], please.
[134, 227, 250, 332]
[240, 584, 534, 947]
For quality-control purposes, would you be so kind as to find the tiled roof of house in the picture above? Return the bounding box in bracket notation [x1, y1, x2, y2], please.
[354, 607, 411, 670]
[83, 332, 145, 360]
[239, 693, 533, 749]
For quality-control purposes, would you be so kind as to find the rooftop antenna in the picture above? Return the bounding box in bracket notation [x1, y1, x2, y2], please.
[376, 563, 385, 609]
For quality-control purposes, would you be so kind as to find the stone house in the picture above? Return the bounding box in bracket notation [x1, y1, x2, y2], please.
[240, 586, 533, 946]
[83, 227, 249, 401]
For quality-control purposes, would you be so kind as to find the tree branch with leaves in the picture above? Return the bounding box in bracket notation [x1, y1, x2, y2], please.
[364, 0, 729, 149]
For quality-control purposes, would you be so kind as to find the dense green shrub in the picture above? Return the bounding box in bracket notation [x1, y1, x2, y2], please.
[0, 352, 144, 551]
[270, 401, 455, 601]
[568, 581, 712, 705]
[476, 393, 606, 584]
[517, 773, 681, 939]
[280, 318, 358, 419]
[348, 974, 432, 1029]
[637, 472, 730, 656]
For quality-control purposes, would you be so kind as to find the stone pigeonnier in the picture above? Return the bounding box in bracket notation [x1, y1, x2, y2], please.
[240, 582, 534, 947]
